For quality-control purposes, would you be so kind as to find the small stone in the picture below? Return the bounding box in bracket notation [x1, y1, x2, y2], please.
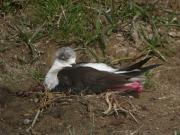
[23, 113, 31, 117]
[128, 96, 134, 99]
[23, 119, 31, 125]
[34, 98, 39, 103]
[156, 127, 159, 130]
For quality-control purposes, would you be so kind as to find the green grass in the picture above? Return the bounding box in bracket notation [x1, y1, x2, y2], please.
[174, 130, 180, 135]
[1, 0, 14, 13]
[30, 69, 44, 82]
[144, 72, 155, 89]
[2, 0, 180, 63]
[32, 0, 179, 61]
[34, 0, 116, 53]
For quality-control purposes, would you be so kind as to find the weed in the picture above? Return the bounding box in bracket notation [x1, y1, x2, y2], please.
[1, 0, 27, 13]
[30, 69, 44, 82]
[32, 0, 124, 56]
[144, 72, 154, 89]
[1, 0, 14, 13]
[174, 130, 180, 135]
[138, 22, 167, 61]
[68, 126, 76, 135]
[10, 21, 46, 63]
[31, 0, 178, 61]
[2, 0, 180, 62]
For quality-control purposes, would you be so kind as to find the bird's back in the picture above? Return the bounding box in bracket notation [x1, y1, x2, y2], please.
[56, 66, 130, 93]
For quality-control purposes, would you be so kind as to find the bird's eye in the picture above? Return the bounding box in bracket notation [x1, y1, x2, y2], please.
[58, 54, 64, 60]
[62, 55, 67, 59]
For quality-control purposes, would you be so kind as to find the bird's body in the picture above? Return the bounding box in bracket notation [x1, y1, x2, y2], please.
[55, 66, 129, 93]
[44, 47, 160, 94]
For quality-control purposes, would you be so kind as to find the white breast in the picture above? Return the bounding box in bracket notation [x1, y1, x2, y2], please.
[44, 71, 59, 90]
[44, 59, 73, 90]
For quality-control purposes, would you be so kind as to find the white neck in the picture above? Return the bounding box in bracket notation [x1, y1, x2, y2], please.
[44, 58, 75, 90]
[48, 59, 71, 72]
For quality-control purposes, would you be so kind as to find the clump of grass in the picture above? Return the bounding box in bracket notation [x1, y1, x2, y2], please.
[1, 0, 28, 13]
[68, 126, 76, 135]
[29, 0, 178, 61]
[4, 0, 180, 62]
[30, 0, 124, 55]
[1, 0, 14, 13]
[30, 69, 44, 82]
[144, 72, 155, 89]
[174, 130, 180, 135]
[8, 21, 46, 63]
[138, 21, 167, 61]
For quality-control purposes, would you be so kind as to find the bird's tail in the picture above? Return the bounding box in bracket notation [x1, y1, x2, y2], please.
[120, 64, 161, 77]
[116, 63, 161, 85]
[119, 57, 152, 71]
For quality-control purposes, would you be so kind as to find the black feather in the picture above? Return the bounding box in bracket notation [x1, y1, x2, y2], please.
[55, 66, 130, 94]
[121, 64, 161, 77]
[119, 57, 152, 71]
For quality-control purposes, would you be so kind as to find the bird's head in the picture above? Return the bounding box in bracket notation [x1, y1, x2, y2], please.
[55, 47, 76, 65]
[44, 47, 76, 90]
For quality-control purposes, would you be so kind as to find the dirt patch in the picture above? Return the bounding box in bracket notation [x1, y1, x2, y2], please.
[0, 86, 35, 135]
[0, 42, 180, 135]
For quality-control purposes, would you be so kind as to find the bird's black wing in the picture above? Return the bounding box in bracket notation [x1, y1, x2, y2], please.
[57, 66, 130, 93]
[121, 64, 161, 77]
[119, 57, 152, 71]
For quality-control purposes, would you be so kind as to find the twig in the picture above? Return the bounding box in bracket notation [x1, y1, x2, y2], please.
[114, 106, 139, 124]
[28, 21, 46, 45]
[103, 92, 139, 123]
[103, 92, 113, 114]
[6, 20, 46, 61]
[26, 109, 42, 132]
[60, 5, 67, 20]
[57, 12, 63, 28]
[27, 20, 46, 60]
[113, 103, 119, 116]
[130, 125, 143, 135]
[126, 109, 139, 124]
[160, 8, 180, 15]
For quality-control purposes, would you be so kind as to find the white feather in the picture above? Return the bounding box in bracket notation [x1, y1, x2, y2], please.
[115, 69, 141, 74]
[79, 63, 135, 74]
[79, 63, 118, 72]
[129, 75, 146, 84]
[44, 58, 75, 90]
[79, 63, 142, 74]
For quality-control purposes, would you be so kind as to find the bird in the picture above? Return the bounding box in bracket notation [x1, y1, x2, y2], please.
[44, 47, 160, 94]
